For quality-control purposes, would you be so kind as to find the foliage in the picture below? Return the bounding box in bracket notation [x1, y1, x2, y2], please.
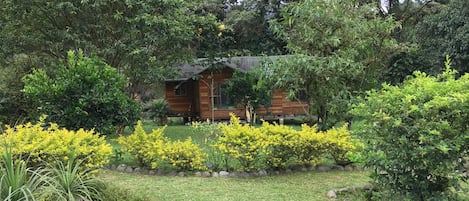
[117, 121, 167, 168]
[161, 137, 208, 171]
[45, 152, 106, 201]
[143, 99, 171, 126]
[265, 0, 400, 130]
[22, 50, 140, 135]
[414, 0, 468, 75]
[0, 145, 47, 201]
[0, 117, 112, 169]
[217, 115, 266, 171]
[117, 121, 207, 171]
[0, 0, 219, 96]
[217, 114, 359, 171]
[224, 71, 272, 124]
[351, 60, 469, 200]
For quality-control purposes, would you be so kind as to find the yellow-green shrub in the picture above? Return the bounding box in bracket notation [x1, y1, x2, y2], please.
[162, 137, 207, 171]
[216, 114, 265, 171]
[0, 117, 112, 168]
[116, 121, 167, 168]
[259, 122, 298, 169]
[320, 124, 360, 165]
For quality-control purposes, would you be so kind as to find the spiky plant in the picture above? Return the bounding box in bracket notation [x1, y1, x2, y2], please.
[46, 152, 105, 201]
[0, 145, 48, 201]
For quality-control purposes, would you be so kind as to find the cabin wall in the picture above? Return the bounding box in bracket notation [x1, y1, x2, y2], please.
[165, 80, 196, 116]
[198, 68, 244, 120]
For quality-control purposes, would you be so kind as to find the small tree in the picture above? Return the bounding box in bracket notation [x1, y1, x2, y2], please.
[266, 0, 400, 130]
[224, 71, 271, 125]
[22, 50, 140, 135]
[351, 58, 469, 200]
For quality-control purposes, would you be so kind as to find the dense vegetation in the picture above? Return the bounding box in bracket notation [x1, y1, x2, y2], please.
[0, 0, 467, 200]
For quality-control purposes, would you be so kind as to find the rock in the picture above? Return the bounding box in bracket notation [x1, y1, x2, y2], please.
[125, 166, 134, 173]
[134, 167, 142, 173]
[308, 166, 315, 171]
[212, 172, 219, 177]
[194, 172, 202, 177]
[344, 165, 354, 171]
[116, 164, 126, 172]
[337, 187, 349, 193]
[285, 169, 293, 174]
[326, 190, 337, 198]
[202, 171, 211, 177]
[167, 171, 177, 176]
[363, 184, 373, 191]
[103, 164, 110, 169]
[157, 169, 165, 176]
[219, 171, 230, 177]
[316, 165, 331, 172]
[148, 170, 156, 175]
[238, 172, 250, 177]
[258, 170, 268, 176]
[301, 167, 308, 172]
[332, 165, 344, 171]
[353, 165, 363, 171]
[273, 171, 280, 175]
[177, 172, 185, 177]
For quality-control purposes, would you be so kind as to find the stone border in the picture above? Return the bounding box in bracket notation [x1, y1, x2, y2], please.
[104, 163, 365, 178]
[326, 185, 374, 199]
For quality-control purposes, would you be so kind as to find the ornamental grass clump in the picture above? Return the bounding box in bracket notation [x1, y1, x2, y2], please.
[0, 116, 112, 169]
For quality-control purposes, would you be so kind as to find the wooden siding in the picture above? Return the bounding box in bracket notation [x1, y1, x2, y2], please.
[165, 80, 196, 116]
[165, 66, 308, 120]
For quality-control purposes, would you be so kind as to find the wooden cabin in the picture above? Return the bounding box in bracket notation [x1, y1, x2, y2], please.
[165, 56, 308, 121]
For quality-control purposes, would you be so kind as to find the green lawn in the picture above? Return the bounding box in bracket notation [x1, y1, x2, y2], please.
[99, 170, 371, 201]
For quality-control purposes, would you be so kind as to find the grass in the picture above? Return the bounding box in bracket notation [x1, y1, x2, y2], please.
[99, 170, 371, 201]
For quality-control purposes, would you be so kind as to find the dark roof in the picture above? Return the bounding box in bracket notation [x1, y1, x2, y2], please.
[166, 56, 285, 81]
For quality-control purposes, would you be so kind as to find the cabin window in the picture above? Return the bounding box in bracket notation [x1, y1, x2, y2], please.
[212, 83, 234, 109]
[175, 83, 187, 96]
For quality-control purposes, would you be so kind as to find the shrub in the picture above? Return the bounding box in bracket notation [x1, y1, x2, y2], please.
[143, 98, 171, 125]
[162, 137, 207, 171]
[117, 121, 167, 168]
[218, 114, 360, 171]
[217, 115, 266, 171]
[0, 145, 47, 201]
[22, 50, 140, 135]
[118, 121, 207, 171]
[351, 60, 469, 200]
[0, 117, 112, 169]
[259, 122, 298, 169]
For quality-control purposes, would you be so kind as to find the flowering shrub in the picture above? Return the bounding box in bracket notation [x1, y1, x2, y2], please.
[216, 115, 266, 171]
[162, 137, 207, 171]
[118, 121, 207, 170]
[117, 121, 167, 168]
[219, 114, 359, 171]
[0, 117, 112, 169]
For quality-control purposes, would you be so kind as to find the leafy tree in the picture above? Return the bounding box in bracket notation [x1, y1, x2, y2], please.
[265, 0, 400, 130]
[0, 0, 218, 97]
[224, 71, 272, 124]
[351, 59, 469, 200]
[22, 50, 140, 135]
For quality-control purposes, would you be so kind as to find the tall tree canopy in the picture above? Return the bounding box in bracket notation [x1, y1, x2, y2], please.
[0, 0, 219, 97]
[264, 0, 400, 130]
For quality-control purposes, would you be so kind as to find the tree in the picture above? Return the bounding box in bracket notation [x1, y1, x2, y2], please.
[224, 71, 272, 124]
[22, 50, 140, 135]
[0, 0, 219, 98]
[264, 0, 400, 130]
[351, 59, 469, 200]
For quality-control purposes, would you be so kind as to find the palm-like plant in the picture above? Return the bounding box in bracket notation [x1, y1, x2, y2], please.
[46, 152, 105, 201]
[0, 145, 47, 201]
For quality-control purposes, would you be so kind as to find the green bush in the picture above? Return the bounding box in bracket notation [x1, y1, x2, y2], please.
[22, 50, 140, 135]
[351, 59, 469, 200]
[143, 98, 171, 125]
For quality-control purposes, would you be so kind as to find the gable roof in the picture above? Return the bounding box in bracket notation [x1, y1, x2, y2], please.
[167, 56, 285, 81]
